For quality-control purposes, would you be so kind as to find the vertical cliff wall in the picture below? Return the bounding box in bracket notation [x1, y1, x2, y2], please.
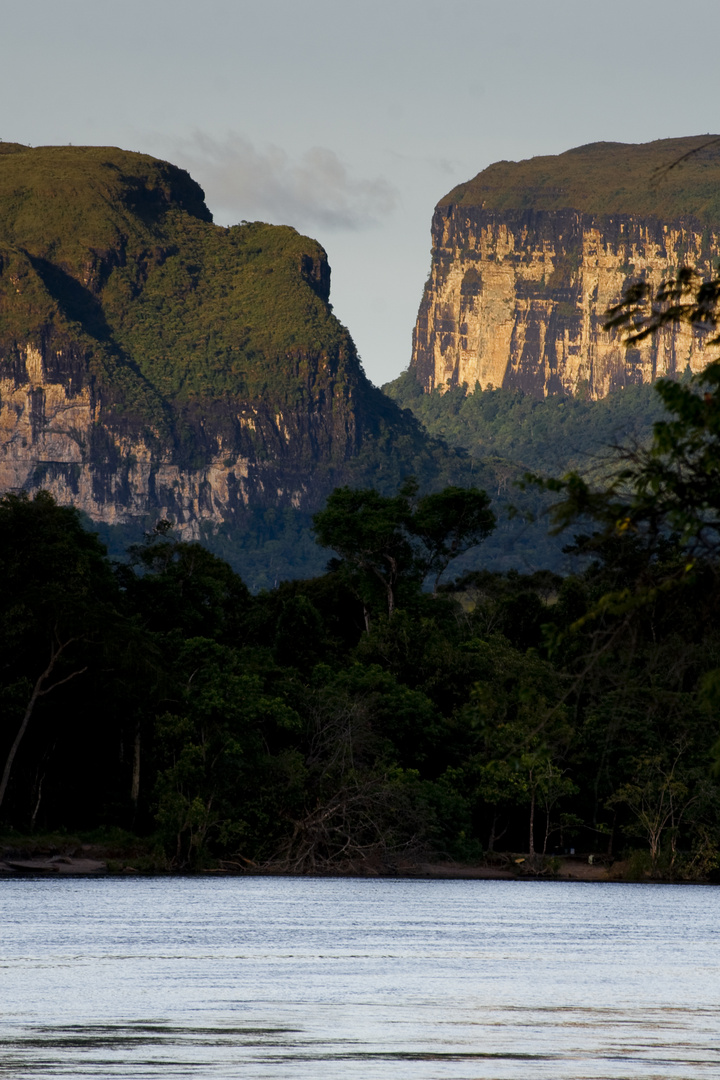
[410, 136, 720, 398]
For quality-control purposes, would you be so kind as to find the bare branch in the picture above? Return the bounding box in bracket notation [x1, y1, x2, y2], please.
[651, 137, 720, 184]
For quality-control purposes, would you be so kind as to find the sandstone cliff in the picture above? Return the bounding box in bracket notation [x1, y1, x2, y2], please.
[0, 143, 435, 539]
[411, 136, 720, 398]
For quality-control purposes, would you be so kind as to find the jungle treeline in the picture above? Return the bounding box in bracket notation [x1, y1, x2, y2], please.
[3, 354, 720, 881]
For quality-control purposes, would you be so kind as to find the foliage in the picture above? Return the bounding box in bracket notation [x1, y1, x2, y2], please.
[312, 479, 494, 618]
[4, 147, 720, 875]
[531, 263, 720, 614]
[384, 373, 666, 475]
[153, 638, 300, 868]
[605, 266, 720, 347]
[384, 371, 667, 574]
[0, 146, 346, 415]
[587, 269, 720, 566]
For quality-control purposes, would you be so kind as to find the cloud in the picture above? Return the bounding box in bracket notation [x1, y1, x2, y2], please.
[169, 131, 399, 232]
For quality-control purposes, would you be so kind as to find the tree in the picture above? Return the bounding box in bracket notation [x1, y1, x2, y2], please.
[519, 268, 720, 869]
[124, 522, 251, 643]
[312, 483, 417, 621]
[457, 634, 574, 856]
[527, 288, 720, 644]
[410, 485, 495, 595]
[607, 749, 698, 875]
[312, 479, 495, 622]
[153, 637, 300, 868]
[266, 664, 442, 872]
[274, 595, 326, 669]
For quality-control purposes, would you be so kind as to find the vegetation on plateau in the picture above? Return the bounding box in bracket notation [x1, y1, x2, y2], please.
[440, 134, 720, 222]
[0, 143, 442, 478]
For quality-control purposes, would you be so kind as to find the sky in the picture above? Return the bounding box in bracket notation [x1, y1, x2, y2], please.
[3, 0, 720, 386]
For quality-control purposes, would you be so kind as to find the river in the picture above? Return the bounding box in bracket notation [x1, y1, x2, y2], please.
[1, 876, 718, 1078]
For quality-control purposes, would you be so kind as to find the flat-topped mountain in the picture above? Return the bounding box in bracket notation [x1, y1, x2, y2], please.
[410, 135, 720, 398]
[0, 143, 440, 541]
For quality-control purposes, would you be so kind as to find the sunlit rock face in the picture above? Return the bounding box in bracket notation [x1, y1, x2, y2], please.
[411, 136, 720, 399]
[0, 143, 417, 535]
[0, 341, 358, 536]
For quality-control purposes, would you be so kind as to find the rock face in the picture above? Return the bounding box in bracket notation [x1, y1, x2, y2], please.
[411, 136, 720, 398]
[0, 143, 419, 536]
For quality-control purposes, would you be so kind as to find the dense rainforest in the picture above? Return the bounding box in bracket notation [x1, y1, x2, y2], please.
[3, 356, 720, 880]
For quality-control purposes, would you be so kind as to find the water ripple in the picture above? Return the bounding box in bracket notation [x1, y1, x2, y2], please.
[0, 878, 718, 1078]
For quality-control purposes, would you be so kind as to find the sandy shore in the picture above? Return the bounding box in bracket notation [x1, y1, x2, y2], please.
[0, 855, 108, 874]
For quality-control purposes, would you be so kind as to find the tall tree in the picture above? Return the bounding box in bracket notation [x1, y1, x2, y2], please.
[313, 479, 495, 621]
[411, 486, 495, 595]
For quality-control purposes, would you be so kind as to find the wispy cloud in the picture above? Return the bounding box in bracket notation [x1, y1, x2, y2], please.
[169, 131, 399, 232]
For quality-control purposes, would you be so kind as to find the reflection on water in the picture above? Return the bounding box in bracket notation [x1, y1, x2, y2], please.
[1, 878, 718, 1078]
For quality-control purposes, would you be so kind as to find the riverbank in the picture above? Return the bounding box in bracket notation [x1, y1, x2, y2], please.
[409, 857, 631, 882]
[0, 855, 628, 880]
[0, 835, 711, 882]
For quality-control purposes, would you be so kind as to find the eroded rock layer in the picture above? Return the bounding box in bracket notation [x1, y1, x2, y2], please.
[411, 136, 720, 398]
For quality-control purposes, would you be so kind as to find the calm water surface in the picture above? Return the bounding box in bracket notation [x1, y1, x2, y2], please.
[0, 877, 718, 1078]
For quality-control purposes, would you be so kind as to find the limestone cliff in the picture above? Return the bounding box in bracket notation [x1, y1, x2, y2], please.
[411, 136, 720, 398]
[0, 143, 430, 538]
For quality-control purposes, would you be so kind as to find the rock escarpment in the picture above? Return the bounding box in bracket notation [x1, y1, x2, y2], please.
[411, 136, 720, 398]
[0, 143, 422, 536]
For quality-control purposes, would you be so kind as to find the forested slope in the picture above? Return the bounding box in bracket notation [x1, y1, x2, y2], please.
[383, 374, 670, 574]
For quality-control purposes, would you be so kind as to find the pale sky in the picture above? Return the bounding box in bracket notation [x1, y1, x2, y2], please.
[3, 0, 720, 385]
